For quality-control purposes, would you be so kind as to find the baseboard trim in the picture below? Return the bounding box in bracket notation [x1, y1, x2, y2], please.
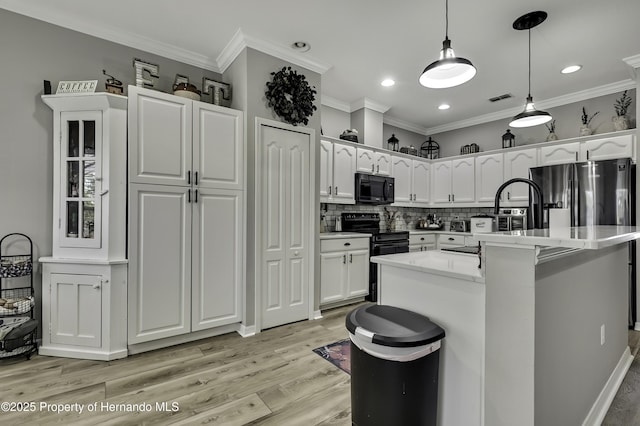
[38, 345, 128, 361]
[582, 346, 633, 426]
[313, 310, 323, 320]
[239, 324, 256, 337]
[634, 321, 640, 331]
[128, 323, 240, 355]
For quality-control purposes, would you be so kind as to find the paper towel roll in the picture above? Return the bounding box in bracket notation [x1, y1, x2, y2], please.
[549, 208, 571, 229]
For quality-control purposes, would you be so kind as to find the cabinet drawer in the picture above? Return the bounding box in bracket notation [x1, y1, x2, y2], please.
[409, 234, 436, 245]
[321, 237, 369, 253]
[438, 234, 465, 246]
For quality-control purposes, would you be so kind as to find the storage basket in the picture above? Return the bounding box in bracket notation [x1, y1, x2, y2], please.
[0, 255, 33, 278]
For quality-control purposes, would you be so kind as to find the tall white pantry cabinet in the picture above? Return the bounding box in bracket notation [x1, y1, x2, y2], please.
[127, 86, 245, 350]
[40, 93, 128, 361]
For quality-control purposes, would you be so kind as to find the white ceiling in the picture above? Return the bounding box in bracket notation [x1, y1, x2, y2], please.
[2, 0, 639, 134]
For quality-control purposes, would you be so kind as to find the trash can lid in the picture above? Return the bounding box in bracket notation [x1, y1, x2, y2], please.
[345, 304, 445, 348]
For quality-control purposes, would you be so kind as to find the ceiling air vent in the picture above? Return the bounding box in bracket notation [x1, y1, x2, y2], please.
[488, 93, 513, 103]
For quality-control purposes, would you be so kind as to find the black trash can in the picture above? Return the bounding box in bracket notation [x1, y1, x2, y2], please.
[346, 303, 445, 426]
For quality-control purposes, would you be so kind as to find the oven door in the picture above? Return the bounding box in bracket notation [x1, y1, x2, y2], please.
[372, 242, 408, 256]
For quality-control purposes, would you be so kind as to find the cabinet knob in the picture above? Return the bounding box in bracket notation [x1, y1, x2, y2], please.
[93, 284, 101, 290]
[294, 251, 299, 256]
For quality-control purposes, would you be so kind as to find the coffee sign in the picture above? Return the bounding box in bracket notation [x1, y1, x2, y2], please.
[56, 80, 98, 94]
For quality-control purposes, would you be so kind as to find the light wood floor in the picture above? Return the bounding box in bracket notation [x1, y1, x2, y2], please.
[1, 303, 639, 425]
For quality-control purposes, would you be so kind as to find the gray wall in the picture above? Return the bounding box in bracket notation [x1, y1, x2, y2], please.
[320, 105, 350, 139]
[431, 90, 637, 157]
[382, 124, 426, 151]
[323, 90, 637, 158]
[0, 9, 222, 331]
[232, 48, 322, 326]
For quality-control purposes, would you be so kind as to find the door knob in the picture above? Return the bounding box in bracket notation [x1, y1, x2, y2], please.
[294, 251, 300, 256]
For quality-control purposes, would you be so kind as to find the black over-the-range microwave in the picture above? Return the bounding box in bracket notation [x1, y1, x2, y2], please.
[355, 173, 395, 205]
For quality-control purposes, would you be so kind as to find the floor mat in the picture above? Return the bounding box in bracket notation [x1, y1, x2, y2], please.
[312, 338, 351, 375]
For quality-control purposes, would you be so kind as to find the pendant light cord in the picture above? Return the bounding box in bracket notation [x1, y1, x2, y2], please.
[445, 0, 449, 39]
[527, 28, 531, 97]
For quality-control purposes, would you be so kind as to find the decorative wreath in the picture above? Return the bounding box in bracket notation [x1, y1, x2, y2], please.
[265, 66, 317, 126]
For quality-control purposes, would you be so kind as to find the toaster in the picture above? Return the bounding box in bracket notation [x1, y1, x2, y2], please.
[450, 219, 470, 232]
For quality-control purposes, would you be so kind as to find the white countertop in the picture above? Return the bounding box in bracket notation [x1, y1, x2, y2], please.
[475, 226, 640, 249]
[319, 232, 372, 239]
[371, 250, 484, 283]
[410, 229, 472, 235]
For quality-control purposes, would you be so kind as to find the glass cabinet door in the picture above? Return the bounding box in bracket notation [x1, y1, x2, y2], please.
[60, 111, 102, 248]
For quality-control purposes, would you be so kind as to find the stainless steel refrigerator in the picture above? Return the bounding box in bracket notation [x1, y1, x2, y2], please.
[530, 158, 636, 326]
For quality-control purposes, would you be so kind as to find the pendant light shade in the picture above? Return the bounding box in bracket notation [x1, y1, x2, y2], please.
[510, 11, 552, 128]
[419, 0, 476, 89]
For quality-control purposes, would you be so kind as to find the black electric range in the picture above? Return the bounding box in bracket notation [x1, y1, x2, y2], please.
[341, 213, 409, 301]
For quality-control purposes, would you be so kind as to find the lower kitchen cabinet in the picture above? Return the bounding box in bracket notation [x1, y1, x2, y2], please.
[320, 237, 369, 306]
[437, 233, 467, 249]
[128, 184, 243, 346]
[39, 259, 127, 361]
[409, 233, 436, 252]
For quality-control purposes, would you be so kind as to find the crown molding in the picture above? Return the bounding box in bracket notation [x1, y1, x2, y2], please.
[383, 116, 428, 135]
[424, 79, 636, 135]
[350, 98, 391, 114]
[0, 0, 220, 72]
[321, 95, 351, 113]
[217, 28, 332, 75]
[623, 54, 640, 69]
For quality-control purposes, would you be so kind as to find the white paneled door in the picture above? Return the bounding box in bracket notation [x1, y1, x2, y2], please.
[260, 124, 311, 329]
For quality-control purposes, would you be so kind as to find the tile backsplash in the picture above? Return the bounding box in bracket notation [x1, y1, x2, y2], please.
[321, 203, 495, 232]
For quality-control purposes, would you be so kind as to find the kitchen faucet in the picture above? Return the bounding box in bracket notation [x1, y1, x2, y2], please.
[494, 178, 544, 229]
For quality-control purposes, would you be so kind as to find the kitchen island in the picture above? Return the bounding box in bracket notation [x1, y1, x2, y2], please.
[372, 226, 640, 426]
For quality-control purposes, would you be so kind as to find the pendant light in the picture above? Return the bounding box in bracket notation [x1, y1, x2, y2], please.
[419, 0, 476, 89]
[509, 11, 552, 128]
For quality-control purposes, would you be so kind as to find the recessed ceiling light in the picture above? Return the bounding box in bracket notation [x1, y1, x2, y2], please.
[561, 65, 582, 74]
[438, 104, 450, 110]
[381, 79, 395, 87]
[291, 41, 310, 52]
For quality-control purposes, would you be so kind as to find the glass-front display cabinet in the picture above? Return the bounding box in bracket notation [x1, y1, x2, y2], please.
[61, 112, 101, 248]
[42, 94, 127, 260]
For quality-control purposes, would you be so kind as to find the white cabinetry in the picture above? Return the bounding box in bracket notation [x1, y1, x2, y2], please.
[40, 93, 128, 360]
[437, 233, 466, 249]
[409, 233, 436, 252]
[503, 148, 538, 204]
[320, 237, 369, 306]
[432, 158, 475, 204]
[475, 153, 504, 203]
[580, 134, 634, 161]
[391, 156, 431, 206]
[127, 86, 244, 348]
[320, 140, 356, 203]
[540, 134, 634, 165]
[356, 147, 391, 176]
[540, 142, 581, 165]
[40, 260, 127, 360]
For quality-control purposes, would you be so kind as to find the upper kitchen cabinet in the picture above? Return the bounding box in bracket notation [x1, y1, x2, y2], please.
[320, 140, 356, 204]
[539, 142, 581, 166]
[356, 147, 391, 176]
[42, 93, 127, 260]
[503, 148, 538, 205]
[475, 153, 503, 203]
[580, 134, 634, 161]
[128, 86, 243, 190]
[540, 133, 634, 165]
[392, 156, 430, 207]
[432, 158, 475, 205]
